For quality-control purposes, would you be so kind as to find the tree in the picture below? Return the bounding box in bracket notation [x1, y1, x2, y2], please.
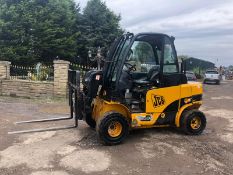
[0, 0, 80, 65]
[77, 0, 123, 64]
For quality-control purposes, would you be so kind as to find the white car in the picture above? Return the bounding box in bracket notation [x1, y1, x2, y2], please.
[203, 70, 221, 85]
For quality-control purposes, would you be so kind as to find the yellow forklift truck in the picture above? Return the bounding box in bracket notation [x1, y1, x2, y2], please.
[10, 33, 206, 145]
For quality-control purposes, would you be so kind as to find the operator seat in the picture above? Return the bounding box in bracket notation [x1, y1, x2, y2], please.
[133, 65, 160, 86]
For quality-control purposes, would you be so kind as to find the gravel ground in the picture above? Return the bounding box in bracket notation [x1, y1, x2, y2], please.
[0, 80, 233, 175]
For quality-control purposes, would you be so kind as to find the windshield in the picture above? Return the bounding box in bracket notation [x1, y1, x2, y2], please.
[126, 40, 158, 72]
[103, 33, 133, 88]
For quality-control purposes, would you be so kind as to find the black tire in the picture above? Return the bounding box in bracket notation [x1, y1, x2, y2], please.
[181, 109, 206, 135]
[85, 113, 96, 128]
[216, 80, 220, 85]
[96, 112, 129, 145]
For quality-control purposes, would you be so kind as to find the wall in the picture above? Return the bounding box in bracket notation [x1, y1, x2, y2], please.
[53, 60, 70, 97]
[0, 60, 70, 98]
[0, 61, 10, 79]
[0, 80, 54, 98]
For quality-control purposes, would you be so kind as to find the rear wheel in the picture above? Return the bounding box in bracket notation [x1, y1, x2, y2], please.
[96, 112, 129, 145]
[181, 109, 206, 135]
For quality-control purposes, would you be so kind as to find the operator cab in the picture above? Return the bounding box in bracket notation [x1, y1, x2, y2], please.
[119, 34, 165, 91]
[101, 33, 186, 112]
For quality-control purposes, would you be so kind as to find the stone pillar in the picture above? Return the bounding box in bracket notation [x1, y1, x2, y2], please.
[53, 60, 70, 97]
[0, 61, 11, 80]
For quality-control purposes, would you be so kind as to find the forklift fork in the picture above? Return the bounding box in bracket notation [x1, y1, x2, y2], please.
[8, 70, 82, 134]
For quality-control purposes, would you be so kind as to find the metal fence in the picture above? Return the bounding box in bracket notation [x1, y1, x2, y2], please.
[10, 64, 54, 81]
[10, 63, 99, 82]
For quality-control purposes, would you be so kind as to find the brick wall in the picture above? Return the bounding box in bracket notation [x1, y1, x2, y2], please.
[0, 60, 70, 98]
[0, 80, 54, 98]
[0, 61, 10, 79]
[53, 60, 70, 97]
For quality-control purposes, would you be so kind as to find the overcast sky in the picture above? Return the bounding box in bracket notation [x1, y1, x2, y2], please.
[76, 0, 233, 66]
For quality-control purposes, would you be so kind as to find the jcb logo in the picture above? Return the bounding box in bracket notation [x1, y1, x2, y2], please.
[152, 95, 165, 108]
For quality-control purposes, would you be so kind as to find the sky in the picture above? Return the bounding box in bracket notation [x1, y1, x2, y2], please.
[76, 0, 233, 66]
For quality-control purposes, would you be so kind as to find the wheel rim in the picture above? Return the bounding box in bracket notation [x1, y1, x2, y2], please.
[190, 116, 201, 129]
[108, 121, 122, 138]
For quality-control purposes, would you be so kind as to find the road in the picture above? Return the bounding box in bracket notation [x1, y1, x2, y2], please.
[0, 80, 233, 175]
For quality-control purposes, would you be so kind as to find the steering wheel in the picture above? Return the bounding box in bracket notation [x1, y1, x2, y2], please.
[125, 62, 136, 72]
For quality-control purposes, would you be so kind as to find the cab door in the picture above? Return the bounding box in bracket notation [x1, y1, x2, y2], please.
[146, 36, 181, 125]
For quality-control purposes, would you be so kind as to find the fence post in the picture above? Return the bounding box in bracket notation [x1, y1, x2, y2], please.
[53, 60, 70, 97]
[0, 61, 11, 80]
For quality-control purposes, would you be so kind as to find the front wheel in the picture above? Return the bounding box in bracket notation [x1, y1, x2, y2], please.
[85, 113, 96, 128]
[181, 109, 206, 135]
[96, 112, 129, 145]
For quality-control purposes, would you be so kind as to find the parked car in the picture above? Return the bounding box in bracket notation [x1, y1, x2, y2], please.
[185, 71, 197, 81]
[226, 71, 233, 80]
[203, 70, 221, 84]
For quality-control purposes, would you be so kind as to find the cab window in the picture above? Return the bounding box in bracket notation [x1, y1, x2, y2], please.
[163, 37, 178, 73]
[127, 41, 157, 72]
